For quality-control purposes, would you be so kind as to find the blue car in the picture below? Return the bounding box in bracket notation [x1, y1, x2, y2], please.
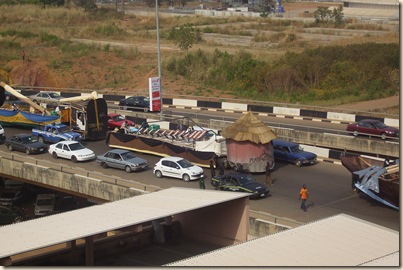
[272, 139, 317, 167]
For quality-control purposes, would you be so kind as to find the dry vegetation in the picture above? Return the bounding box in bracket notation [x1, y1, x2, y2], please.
[0, 2, 399, 108]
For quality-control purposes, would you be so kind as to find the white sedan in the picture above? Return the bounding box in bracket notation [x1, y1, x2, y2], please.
[48, 141, 95, 163]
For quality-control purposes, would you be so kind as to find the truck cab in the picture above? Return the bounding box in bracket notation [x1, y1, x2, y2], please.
[32, 123, 82, 143]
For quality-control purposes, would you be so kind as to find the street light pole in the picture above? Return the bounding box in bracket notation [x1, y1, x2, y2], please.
[155, 0, 163, 119]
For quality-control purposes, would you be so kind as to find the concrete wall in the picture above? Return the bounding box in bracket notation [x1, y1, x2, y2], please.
[176, 199, 250, 246]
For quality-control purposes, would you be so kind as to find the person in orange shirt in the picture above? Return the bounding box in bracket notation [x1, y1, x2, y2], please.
[299, 184, 309, 212]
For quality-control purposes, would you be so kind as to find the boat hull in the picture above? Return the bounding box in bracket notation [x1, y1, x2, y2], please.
[341, 155, 399, 210]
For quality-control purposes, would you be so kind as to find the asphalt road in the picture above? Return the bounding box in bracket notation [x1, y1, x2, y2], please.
[1, 127, 399, 231]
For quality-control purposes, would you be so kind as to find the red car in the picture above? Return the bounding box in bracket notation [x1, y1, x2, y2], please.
[107, 113, 134, 130]
[346, 119, 399, 140]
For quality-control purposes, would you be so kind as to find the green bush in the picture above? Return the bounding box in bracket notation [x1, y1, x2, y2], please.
[165, 43, 399, 104]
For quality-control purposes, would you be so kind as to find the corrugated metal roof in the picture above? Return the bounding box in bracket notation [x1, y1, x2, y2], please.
[167, 214, 399, 267]
[0, 187, 249, 259]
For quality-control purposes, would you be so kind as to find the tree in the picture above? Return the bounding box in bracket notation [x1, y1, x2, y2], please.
[169, 24, 202, 50]
[331, 5, 344, 26]
[314, 6, 331, 23]
[179, 0, 187, 8]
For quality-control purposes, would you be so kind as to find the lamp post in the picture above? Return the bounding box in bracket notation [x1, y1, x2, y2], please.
[155, 0, 163, 119]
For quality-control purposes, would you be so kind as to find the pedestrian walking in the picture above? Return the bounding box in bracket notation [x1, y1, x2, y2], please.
[265, 161, 272, 185]
[299, 184, 309, 212]
[21, 50, 25, 61]
[199, 177, 205, 189]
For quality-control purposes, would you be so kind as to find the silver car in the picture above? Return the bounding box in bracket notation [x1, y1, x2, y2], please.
[96, 149, 148, 173]
[29, 91, 63, 105]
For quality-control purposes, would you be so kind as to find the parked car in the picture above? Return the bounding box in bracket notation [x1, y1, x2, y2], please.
[0, 125, 5, 144]
[34, 194, 55, 217]
[4, 134, 48, 155]
[346, 119, 399, 140]
[0, 205, 24, 225]
[96, 149, 148, 172]
[211, 173, 269, 199]
[119, 96, 150, 112]
[107, 113, 134, 130]
[153, 156, 204, 182]
[272, 139, 317, 167]
[0, 190, 25, 207]
[29, 91, 63, 105]
[48, 141, 95, 162]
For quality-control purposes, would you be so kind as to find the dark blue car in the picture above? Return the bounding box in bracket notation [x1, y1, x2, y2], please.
[211, 173, 269, 199]
[272, 139, 317, 167]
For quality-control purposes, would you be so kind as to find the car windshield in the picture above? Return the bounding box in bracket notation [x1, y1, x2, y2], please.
[48, 93, 61, 98]
[58, 126, 70, 133]
[177, 159, 193, 168]
[238, 175, 256, 185]
[21, 136, 38, 143]
[69, 142, 85, 151]
[120, 152, 136, 160]
[290, 145, 303, 153]
[114, 115, 125, 121]
[37, 198, 54, 206]
[373, 122, 388, 129]
[140, 96, 150, 103]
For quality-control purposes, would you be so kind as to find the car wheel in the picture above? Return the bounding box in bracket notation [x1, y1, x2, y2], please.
[155, 170, 163, 178]
[353, 130, 358, 137]
[25, 148, 30, 155]
[381, 133, 386, 140]
[71, 156, 78, 163]
[7, 145, 13, 151]
[294, 159, 302, 167]
[125, 166, 132, 173]
[182, 174, 190, 182]
[13, 217, 23, 224]
[52, 151, 58, 159]
[38, 136, 45, 143]
[101, 162, 108, 169]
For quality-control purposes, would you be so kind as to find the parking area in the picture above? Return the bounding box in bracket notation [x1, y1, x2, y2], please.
[0, 178, 91, 224]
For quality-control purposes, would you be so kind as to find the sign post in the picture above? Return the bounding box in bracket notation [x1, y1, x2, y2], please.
[149, 77, 161, 112]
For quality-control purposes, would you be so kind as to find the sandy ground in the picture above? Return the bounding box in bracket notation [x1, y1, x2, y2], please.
[333, 95, 400, 111]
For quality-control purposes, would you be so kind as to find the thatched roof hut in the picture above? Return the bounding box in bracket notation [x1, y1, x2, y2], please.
[221, 111, 277, 173]
[221, 111, 277, 144]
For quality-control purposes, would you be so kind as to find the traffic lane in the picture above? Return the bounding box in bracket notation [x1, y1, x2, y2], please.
[1, 128, 400, 230]
[162, 108, 397, 142]
[161, 108, 351, 134]
[251, 161, 400, 230]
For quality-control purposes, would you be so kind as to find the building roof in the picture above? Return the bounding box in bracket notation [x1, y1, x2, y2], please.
[0, 188, 249, 259]
[221, 111, 277, 144]
[167, 214, 399, 267]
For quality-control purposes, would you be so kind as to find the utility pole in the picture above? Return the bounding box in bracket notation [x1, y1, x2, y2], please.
[156, 0, 163, 119]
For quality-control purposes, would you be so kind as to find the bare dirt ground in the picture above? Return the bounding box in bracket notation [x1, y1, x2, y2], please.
[333, 95, 400, 114]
